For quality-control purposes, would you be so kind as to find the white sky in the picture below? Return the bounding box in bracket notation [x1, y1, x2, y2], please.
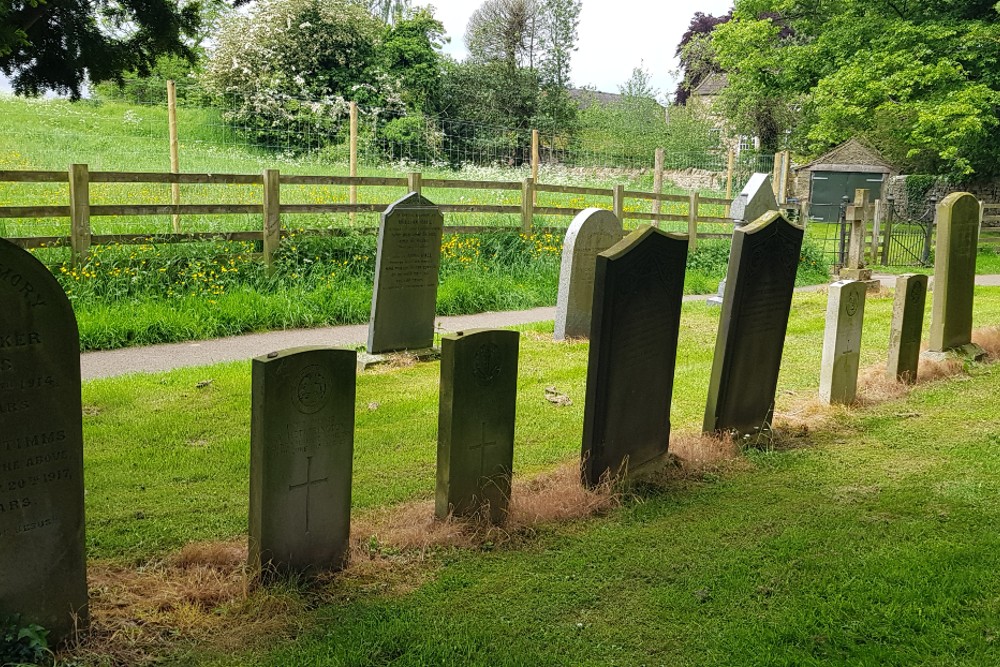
[415, 0, 734, 100]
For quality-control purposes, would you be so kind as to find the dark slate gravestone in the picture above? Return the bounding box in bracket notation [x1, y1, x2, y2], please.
[0, 239, 88, 643]
[250, 347, 355, 577]
[554, 208, 622, 340]
[887, 273, 928, 383]
[703, 211, 804, 436]
[367, 193, 444, 354]
[581, 226, 688, 488]
[436, 328, 519, 524]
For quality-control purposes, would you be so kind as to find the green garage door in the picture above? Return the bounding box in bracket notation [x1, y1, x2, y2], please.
[809, 171, 886, 222]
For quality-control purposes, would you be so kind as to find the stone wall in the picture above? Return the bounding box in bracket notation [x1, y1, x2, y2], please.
[884, 176, 1000, 224]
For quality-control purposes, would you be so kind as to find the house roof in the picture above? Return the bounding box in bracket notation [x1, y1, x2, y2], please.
[691, 72, 728, 97]
[797, 138, 896, 171]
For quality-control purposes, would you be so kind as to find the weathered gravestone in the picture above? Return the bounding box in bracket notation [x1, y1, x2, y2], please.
[926, 192, 983, 359]
[250, 347, 355, 576]
[554, 208, 622, 340]
[367, 193, 444, 354]
[0, 238, 88, 643]
[887, 273, 928, 383]
[819, 280, 867, 405]
[703, 211, 804, 436]
[581, 226, 688, 487]
[708, 173, 779, 308]
[436, 328, 519, 523]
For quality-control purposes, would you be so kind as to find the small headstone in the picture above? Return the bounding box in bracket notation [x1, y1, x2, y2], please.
[887, 273, 928, 383]
[554, 208, 623, 340]
[436, 329, 519, 523]
[703, 211, 804, 436]
[706, 279, 726, 308]
[581, 226, 688, 487]
[0, 239, 88, 643]
[250, 346, 356, 576]
[730, 173, 778, 225]
[819, 280, 867, 405]
[367, 193, 444, 354]
[927, 192, 982, 357]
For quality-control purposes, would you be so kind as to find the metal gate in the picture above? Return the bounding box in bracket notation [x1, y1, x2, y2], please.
[878, 196, 935, 268]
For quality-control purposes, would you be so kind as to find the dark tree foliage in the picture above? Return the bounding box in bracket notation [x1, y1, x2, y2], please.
[0, 0, 248, 99]
[673, 10, 731, 104]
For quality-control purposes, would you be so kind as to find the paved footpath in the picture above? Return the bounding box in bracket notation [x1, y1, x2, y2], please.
[80, 274, 1000, 380]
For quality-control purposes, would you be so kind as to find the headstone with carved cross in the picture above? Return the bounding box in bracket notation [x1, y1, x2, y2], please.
[819, 280, 867, 405]
[436, 328, 519, 524]
[581, 226, 688, 487]
[250, 346, 356, 577]
[840, 189, 879, 288]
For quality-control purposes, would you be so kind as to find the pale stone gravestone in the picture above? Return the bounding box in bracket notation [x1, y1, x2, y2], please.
[819, 280, 867, 405]
[703, 211, 804, 436]
[840, 189, 879, 289]
[708, 174, 779, 307]
[554, 208, 622, 340]
[367, 193, 444, 354]
[581, 226, 688, 488]
[436, 328, 519, 523]
[887, 273, 928, 383]
[250, 347, 355, 576]
[0, 239, 88, 643]
[927, 192, 983, 358]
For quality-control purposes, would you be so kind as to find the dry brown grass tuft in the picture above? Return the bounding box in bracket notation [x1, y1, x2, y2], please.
[669, 431, 741, 467]
[508, 462, 620, 525]
[973, 326, 1000, 358]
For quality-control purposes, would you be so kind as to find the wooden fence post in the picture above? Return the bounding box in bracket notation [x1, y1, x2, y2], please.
[521, 177, 535, 234]
[349, 101, 358, 226]
[408, 171, 422, 196]
[880, 197, 895, 266]
[167, 79, 181, 233]
[69, 163, 91, 267]
[613, 184, 625, 223]
[262, 169, 281, 270]
[688, 191, 699, 251]
[652, 147, 664, 219]
[531, 129, 540, 204]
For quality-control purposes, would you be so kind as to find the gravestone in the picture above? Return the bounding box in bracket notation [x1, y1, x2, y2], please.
[703, 211, 804, 436]
[887, 273, 928, 383]
[839, 189, 879, 289]
[367, 193, 444, 354]
[0, 239, 88, 643]
[250, 346, 355, 576]
[927, 192, 983, 358]
[554, 208, 623, 340]
[581, 226, 688, 488]
[436, 329, 519, 523]
[819, 280, 867, 405]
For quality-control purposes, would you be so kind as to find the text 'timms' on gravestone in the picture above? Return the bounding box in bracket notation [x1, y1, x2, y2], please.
[927, 192, 982, 356]
[819, 280, 867, 405]
[250, 347, 355, 576]
[581, 226, 688, 488]
[554, 208, 622, 340]
[436, 329, 519, 523]
[887, 273, 928, 383]
[0, 238, 88, 643]
[368, 193, 444, 354]
[703, 211, 804, 436]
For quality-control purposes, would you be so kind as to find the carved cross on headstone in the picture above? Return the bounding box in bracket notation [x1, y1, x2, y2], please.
[841, 189, 877, 282]
[288, 456, 329, 533]
[469, 422, 498, 482]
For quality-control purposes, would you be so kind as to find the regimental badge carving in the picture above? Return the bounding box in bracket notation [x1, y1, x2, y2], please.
[908, 280, 925, 305]
[846, 290, 860, 317]
[293, 365, 330, 414]
[473, 343, 502, 386]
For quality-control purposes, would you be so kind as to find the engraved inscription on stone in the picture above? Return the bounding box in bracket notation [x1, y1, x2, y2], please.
[554, 208, 623, 340]
[928, 192, 981, 352]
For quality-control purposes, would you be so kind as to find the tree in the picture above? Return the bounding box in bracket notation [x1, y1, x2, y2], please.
[673, 10, 731, 105]
[380, 8, 447, 111]
[367, 0, 411, 24]
[0, 0, 248, 99]
[536, 0, 581, 128]
[465, 0, 542, 72]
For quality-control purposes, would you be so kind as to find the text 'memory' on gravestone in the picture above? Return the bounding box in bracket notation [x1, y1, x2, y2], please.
[250, 347, 355, 577]
[927, 192, 982, 357]
[581, 226, 688, 488]
[554, 208, 622, 340]
[703, 211, 804, 436]
[367, 193, 444, 354]
[819, 280, 867, 405]
[0, 239, 88, 643]
[436, 328, 519, 524]
[887, 273, 928, 383]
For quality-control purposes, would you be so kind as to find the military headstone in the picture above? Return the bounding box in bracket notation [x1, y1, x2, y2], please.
[927, 192, 982, 357]
[819, 280, 867, 405]
[0, 239, 87, 643]
[367, 193, 444, 354]
[436, 329, 519, 523]
[250, 347, 355, 576]
[703, 211, 804, 436]
[554, 208, 622, 340]
[581, 226, 688, 487]
[887, 273, 928, 383]
[730, 173, 779, 225]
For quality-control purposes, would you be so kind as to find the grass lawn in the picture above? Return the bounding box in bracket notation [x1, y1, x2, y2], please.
[62, 286, 1000, 665]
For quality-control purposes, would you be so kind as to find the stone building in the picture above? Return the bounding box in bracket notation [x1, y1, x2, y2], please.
[791, 138, 898, 222]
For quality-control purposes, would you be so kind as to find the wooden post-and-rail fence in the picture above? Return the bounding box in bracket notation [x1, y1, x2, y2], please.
[0, 165, 734, 268]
